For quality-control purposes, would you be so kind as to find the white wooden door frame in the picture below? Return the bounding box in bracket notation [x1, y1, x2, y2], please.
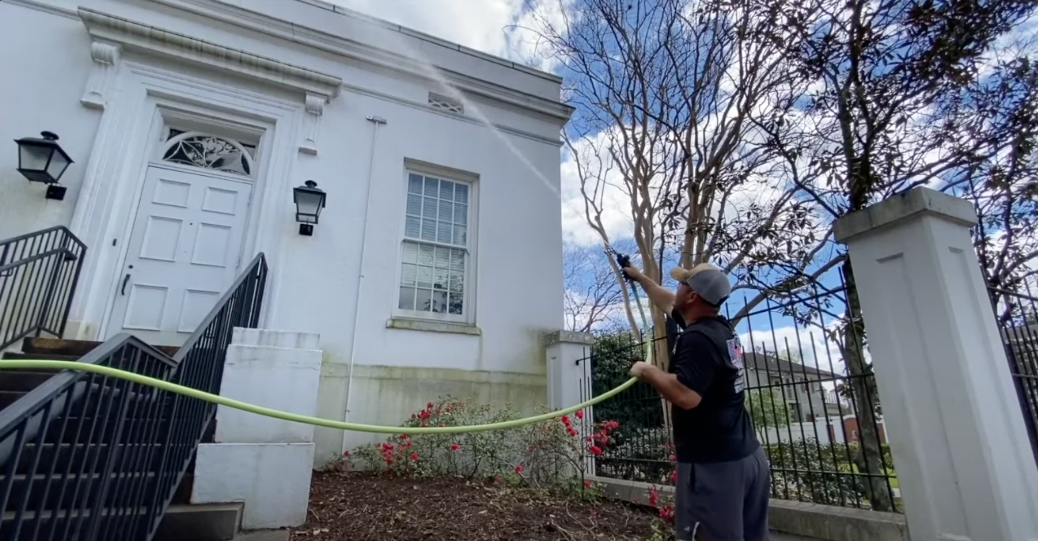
[68, 60, 305, 341]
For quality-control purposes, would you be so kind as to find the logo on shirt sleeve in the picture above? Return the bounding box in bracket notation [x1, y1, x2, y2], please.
[727, 336, 746, 393]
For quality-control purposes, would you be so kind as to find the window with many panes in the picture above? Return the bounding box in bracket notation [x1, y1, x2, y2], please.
[397, 170, 473, 322]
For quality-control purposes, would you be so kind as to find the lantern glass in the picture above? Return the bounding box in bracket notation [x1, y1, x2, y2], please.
[18, 142, 51, 172]
[46, 150, 72, 181]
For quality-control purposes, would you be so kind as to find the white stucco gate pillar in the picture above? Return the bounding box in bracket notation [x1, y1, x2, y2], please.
[191, 328, 323, 531]
[545, 330, 595, 475]
[834, 187, 1038, 541]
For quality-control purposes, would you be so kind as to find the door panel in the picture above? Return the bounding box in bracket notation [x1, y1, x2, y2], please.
[107, 166, 252, 346]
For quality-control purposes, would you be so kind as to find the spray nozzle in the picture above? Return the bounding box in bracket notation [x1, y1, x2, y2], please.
[615, 253, 635, 282]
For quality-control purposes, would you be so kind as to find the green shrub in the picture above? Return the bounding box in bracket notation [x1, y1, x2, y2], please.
[332, 397, 620, 502]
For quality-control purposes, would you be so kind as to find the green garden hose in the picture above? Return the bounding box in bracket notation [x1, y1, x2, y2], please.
[0, 360, 638, 435]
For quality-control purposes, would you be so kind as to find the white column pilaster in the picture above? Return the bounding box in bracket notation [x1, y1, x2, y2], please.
[834, 187, 1038, 541]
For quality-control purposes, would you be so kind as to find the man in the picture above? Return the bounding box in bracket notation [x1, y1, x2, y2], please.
[622, 262, 770, 541]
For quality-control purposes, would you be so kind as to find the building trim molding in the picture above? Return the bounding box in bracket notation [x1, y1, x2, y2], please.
[153, 0, 574, 124]
[3, 0, 79, 21]
[78, 7, 343, 101]
[340, 82, 564, 147]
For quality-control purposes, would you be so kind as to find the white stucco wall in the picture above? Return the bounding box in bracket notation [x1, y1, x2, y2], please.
[0, 2, 101, 238]
[1, 0, 570, 462]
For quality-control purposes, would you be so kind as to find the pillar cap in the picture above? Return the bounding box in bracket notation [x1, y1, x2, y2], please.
[834, 187, 977, 244]
[543, 330, 594, 347]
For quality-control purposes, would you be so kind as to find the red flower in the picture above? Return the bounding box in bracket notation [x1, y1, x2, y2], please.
[343, 450, 350, 457]
[420, 410, 431, 421]
[451, 443, 461, 451]
[589, 445, 603, 456]
[566, 427, 577, 437]
[584, 480, 592, 489]
[575, 410, 584, 420]
[670, 470, 678, 483]
[668, 454, 676, 462]
[648, 486, 660, 507]
[410, 452, 419, 461]
[515, 464, 524, 474]
[435, 409, 441, 415]
[659, 504, 675, 522]
[427, 402, 434, 409]
[561, 415, 571, 425]
[494, 475, 503, 483]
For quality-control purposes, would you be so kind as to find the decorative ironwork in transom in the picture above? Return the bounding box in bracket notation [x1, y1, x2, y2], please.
[162, 128, 257, 177]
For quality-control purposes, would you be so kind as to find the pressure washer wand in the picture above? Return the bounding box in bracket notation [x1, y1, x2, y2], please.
[609, 248, 654, 365]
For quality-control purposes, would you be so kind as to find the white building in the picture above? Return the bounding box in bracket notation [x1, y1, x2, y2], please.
[0, 0, 573, 467]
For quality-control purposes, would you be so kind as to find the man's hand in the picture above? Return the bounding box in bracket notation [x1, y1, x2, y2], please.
[621, 263, 645, 283]
[631, 361, 703, 410]
[630, 361, 653, 379]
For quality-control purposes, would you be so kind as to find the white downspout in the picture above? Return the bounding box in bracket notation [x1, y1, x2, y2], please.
[342, 115, 387, 454]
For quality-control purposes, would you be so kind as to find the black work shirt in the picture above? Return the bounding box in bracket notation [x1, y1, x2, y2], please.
[668, 315, 760, 463]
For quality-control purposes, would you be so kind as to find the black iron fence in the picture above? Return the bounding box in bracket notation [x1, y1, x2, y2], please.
[0, 227, 86, 351]
[988, 285, 1038, 472]
[0, 253, 267, 540]
[582, 282, 901, 512]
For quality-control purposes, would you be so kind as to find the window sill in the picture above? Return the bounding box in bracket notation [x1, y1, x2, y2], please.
[386, 318, 481, 336]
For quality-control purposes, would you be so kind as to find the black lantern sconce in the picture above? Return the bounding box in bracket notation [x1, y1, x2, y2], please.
[293, 180, 326, 236]
[14, 131, 74, 200]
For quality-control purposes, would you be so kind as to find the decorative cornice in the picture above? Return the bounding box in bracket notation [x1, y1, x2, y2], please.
[151, 0, 575, 125]
[77, 7, 342, 100]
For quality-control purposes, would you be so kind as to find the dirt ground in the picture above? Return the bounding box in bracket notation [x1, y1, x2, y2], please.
[291, 472, 661, 541]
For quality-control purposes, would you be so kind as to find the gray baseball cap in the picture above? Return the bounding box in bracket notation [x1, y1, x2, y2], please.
[669, 263, 732, 307]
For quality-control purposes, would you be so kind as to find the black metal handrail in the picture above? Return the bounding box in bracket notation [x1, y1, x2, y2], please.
[0, 253, 267, 540]
[0, 226, 87, 351]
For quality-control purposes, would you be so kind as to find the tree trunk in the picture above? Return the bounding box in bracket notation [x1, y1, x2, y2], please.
[841, 260, 895, 512]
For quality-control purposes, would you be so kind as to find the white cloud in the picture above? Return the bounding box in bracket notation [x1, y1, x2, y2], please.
[559, 129, 634, 246]
[739, 324, 848, 378]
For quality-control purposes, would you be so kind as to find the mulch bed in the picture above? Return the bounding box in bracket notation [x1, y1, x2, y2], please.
[292, 471, 659, 540]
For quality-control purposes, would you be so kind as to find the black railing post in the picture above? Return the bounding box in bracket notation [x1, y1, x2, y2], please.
[35, 251, 65, 337]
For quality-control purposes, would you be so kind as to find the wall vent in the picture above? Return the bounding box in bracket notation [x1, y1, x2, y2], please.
[428, 93, 464, 114]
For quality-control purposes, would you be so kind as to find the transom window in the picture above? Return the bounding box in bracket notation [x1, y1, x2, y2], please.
[162, 128, 257, 177]
[398, 171, 472, 320]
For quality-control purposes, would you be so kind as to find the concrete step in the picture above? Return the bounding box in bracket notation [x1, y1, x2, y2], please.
[20, 337, 103, 357]
[2, 351, 81, 362]
[154, 502, 243, 541]
[19, 337, 180, 358]
[235, 530, 290, 541]
[0, 370, 56, 391]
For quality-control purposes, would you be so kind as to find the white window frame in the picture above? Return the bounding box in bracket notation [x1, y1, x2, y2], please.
[392, 159, 478, 325]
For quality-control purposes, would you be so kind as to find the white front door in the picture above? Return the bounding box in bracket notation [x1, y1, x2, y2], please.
[107, 165, 253, 346]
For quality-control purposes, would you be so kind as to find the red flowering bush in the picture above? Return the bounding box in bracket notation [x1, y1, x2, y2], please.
[644, 452, 678, 528]
[341, 398, 616, 501]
